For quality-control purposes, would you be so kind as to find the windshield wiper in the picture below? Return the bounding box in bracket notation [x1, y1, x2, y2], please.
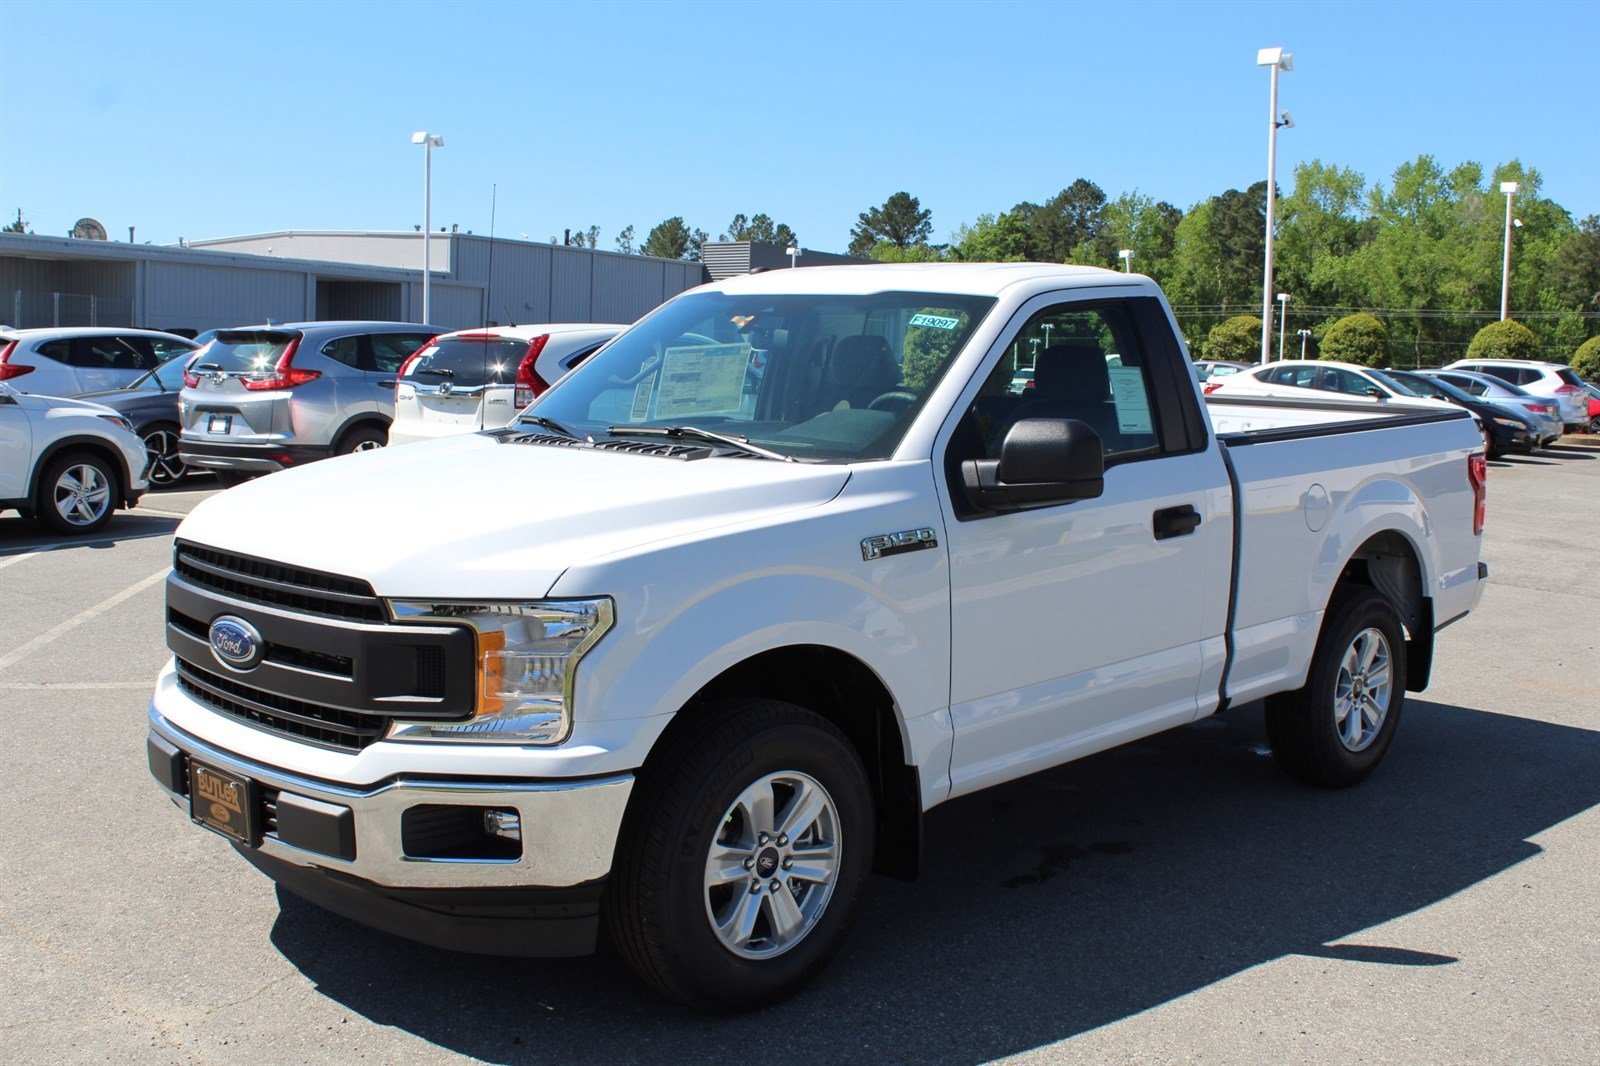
[417, 367, 454, 377]
[515, 414, 583, 440]
[607, 424, 795, 462]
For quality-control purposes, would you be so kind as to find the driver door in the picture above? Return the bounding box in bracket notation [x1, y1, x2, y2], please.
[937, 293, 1230, 797]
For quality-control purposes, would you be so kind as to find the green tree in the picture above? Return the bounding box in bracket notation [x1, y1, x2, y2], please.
[1098, 193, 1183, 281]
[640, 216, 707, 260]
[614, 224, 635, 255]
[947, 213, 1029, 262]
[1569, 336, 1600, 380]
[1466, 319, 1541, 360]
[1206, 315, 1262, 361]
[1011, 178, 1108, 262]
[1548, 215, 1600, 312]
[849, 192, 934, 257]
[552, 226, 601, 249]
[3, 208, 28, 234]
[1318, 313, 1390, 367]
[869, 241, 942, 263]
[720, 213, 796, 248]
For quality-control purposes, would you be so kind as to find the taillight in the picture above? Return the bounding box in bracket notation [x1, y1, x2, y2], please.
[514, 335, 551, 407]
[241, 337, 320, 391]
[394, 338, 437, 400]
[1555, 384, 1581, 394]
[1467, 453, 1487, 536]
[1203, 381, 1223, 394]
[0, 341, 32, 380]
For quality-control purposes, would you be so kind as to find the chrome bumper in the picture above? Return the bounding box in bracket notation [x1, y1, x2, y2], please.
[149, 709, 633, 890]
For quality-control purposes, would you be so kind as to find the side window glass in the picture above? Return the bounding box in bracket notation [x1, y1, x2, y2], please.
[321, 336, 363, 368]
[1482, 366, 1518, 385]
[150, 339, 195, 362]
[69, 336, 149, 370]
[36, 340, 70, 362]
[961, 302, 1162, 465]
[369, 333, 430, 373]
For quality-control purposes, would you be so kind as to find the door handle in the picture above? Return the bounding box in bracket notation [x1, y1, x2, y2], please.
[1153, 504, 1201, 540]
[377, 380, 396, 388]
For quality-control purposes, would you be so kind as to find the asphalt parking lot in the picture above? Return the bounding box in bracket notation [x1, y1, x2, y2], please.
[2, 448, 1596, 1064]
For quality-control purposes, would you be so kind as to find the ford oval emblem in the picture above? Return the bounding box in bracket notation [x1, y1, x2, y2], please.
[208, 615, 264, 670]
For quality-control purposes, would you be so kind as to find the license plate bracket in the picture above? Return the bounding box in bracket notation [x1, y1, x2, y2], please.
[189, 759, 257, 846]
[207, 414, 232, 434]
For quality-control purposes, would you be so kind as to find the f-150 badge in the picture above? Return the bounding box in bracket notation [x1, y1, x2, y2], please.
[861, 527, 938, 561]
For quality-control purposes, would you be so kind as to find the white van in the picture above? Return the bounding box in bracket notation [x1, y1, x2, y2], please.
[389, 324, 624, 445]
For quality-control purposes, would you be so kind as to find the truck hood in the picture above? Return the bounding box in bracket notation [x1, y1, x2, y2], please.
[175, 433, 851, 599]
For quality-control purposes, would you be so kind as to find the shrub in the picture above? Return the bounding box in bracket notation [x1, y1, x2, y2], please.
[1318, 313, 1390, 368]
[1569, 335, 1600, 381]
[1206, 315, 1262, 362]
[1466, 319, 1541, 362]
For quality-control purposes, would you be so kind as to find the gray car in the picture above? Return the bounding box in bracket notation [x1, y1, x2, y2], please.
[178, 321, 440, 481]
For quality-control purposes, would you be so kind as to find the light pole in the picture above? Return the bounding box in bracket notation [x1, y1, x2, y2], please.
[1276, 293, 1291, 361]
[411, 131, 444, 322]
[1499, 180, 1519, 321]
[1118, 249, 1134, 273]
[1256, 47, 1294, 365]
[787, 245, 802, 269]
[1041, 322, 1054, 352]
[1297, 328, 1311, 358]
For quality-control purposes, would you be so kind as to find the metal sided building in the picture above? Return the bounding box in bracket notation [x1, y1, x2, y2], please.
[0, 230, 706, 333]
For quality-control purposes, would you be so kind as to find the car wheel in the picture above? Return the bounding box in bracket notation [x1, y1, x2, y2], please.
[337, 424, 388, 455]
[1589, 415, 1600, 436]
[606, 698, 874, 1010]
[1265, 585, 1407, 789]
[35, 451, 119, 535]
[140, 422, 187, 488]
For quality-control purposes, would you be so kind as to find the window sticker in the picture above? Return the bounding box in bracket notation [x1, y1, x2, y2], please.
[908, 313, 961, 330]
[653, 343, 750, 418]
[1107, 366, 1155, 434]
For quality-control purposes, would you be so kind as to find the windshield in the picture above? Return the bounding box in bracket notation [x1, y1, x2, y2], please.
[133, 352, 197, 392]
[1368, 370, 1427, 398]
[525, 290, 995, 461]
[1388, 372, 1459, 403]
[200, 330, 299, 373]
[403, 336, 529, 388]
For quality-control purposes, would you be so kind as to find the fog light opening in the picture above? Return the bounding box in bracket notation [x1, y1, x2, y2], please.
[483, 808, 521, 841]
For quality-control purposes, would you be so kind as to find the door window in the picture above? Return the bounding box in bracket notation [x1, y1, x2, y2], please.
[368, 333, 433, 373]
[67, 336, 158, 370]
[959, 302, 1164, 466]
[149, 338, 196, 363]
[1319, 367, 1370, 395]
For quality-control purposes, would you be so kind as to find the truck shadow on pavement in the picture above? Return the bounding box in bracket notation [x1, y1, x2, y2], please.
[268, 699, 1600, 1063]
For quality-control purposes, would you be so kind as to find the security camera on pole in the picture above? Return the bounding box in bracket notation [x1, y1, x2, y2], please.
[411, 131, 444, 322]
[1256, 47, 1294, 365]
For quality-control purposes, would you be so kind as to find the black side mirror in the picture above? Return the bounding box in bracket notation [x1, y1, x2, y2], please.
[962, 418, 1105, 514]
[1366, 387, 1386, 399]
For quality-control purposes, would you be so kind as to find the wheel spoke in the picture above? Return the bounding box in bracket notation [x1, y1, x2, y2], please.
[706, 843, 750, 886]
[776, 778, 826, 841]
[1357, 633, 1379, 672]
[785, 843, 838, 884]
[738, 780, 776, 837]
[1342, 700, 1363, 745]
[58, 471, 83, 495]
[763, 884, 805, 943]
[716, 889, 762, 949]
[1366, 665, 1391, 691]
[1362, 693, 1385, 728]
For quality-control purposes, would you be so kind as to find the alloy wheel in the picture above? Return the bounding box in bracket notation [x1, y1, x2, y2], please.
[1333, 626, 1393, 752]
[53, 464, 112, 527]
[142, 428, 185, 487]
[703, 770, 841, 960]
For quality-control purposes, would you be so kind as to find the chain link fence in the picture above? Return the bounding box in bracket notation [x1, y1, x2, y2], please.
[5, 290, 136, 329]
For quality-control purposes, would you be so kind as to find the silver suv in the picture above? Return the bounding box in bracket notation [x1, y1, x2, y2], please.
[178, 321, 439, 481]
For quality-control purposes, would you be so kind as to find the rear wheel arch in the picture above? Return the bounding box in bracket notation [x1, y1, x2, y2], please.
[332, 416, 391, 454]
[636, 644, 921, 881]
[1330, 529, 1433, 692]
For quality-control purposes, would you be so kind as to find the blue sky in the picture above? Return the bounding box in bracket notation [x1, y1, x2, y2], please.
[2, 0, 1594, 252]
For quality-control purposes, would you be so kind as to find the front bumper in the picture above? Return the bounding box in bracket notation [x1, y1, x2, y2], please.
[147, 710, 635, 955]
[177, 439, 332, 473]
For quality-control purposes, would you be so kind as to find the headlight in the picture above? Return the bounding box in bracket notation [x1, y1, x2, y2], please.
[97, 414, 134, 433]
[1491, 417, 1522, 428]
[384, 598, 613, 745]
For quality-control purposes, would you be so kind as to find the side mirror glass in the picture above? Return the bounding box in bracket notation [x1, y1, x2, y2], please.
[961, 418, 1105, 514]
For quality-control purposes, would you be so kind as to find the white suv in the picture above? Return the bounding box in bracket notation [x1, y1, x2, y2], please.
[1443, 358, 1588, 430]
[0, 381, 150, 534]
[0, 328, 199, 397]
[389, 323, 624, 445]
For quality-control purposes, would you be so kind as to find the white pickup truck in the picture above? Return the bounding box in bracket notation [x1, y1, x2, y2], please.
[147, 264, 1488, 1009]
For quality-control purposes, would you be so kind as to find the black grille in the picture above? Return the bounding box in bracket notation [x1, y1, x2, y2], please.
[590, 439, 712, 459]
[261, 786, 281, 838]
[174, 541, 386, 623]
[168, 607, 355, 678]
[175, 658, 387, 752]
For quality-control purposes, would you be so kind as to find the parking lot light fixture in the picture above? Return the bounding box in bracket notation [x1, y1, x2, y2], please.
[1118, 249, 1134, 272]
[1298, 327, 1312, 359]
[1499, 180, 1519, 321]
[412, 131, 444, 322]
[1256, 46, 1293, 365]
[1277, 293, 1291, 361]
[787, 245, 801, 269]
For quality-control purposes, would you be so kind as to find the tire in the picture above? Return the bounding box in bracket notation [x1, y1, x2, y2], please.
[1589, 415, 1599, 436]
[34, 450, 119, 535]
[336, 424, 387, 455]
[140, 422, 187, 488]
[605, 698, 875, 1010]
[1265, 585, 1407, 788]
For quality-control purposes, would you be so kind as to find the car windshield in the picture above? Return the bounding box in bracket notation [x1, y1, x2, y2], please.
[1368, 370, 1427, 398]
[132, 352, 196, 392]
[199, 330, 300, 373]
[524, 290, 996, 461]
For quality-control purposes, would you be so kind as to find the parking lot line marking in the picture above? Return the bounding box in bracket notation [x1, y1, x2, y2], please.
[0, 567, 170, 675]
[135, 508, 191, 519]
[0, 548, 50, 572]
[0, 680, 153, 690]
